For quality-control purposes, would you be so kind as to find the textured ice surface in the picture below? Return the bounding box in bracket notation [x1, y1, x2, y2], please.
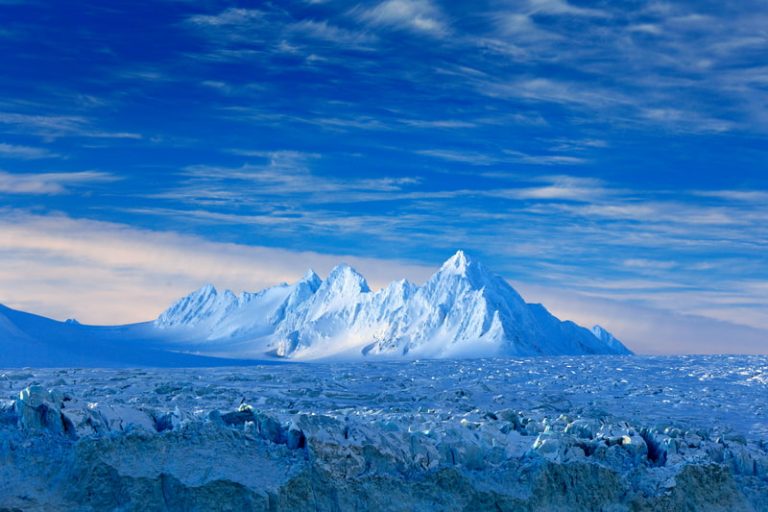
[1, 356, 767, 511]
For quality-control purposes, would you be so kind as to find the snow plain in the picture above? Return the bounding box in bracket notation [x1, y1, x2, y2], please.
[1, 355, 767, 511]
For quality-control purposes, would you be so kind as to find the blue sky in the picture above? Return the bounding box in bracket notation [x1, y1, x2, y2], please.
[1, 0, 767, 353]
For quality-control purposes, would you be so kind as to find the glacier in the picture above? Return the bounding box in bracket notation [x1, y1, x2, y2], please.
[1, 356, 767, 511]
[0, 251, 630, 366]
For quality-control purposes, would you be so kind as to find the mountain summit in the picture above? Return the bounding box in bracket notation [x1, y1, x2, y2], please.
[0, 251, 631, 366]
[156, 250, 632, 359]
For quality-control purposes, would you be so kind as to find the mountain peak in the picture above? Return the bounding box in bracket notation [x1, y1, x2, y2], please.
[155, 283, 234, 328]
[195, 283, 217, 297]
[152, 251, 631, 358]
[301, 269, 322, 287]
[324, 264, 370, 294]
[441, 250, 472, 273]
[435, 250, 498, 287]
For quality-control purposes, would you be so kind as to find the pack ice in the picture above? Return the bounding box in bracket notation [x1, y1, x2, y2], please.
[1, 356, 767, 511]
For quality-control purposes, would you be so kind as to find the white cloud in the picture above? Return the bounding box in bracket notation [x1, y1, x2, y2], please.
[496, 13, 555, 42]
[623, 258, 677, 270]
[694, 189, 768, 202]
[186, 7, 376, 56]
[639, 108, 735, 133]
[527, 0, 609, 18]
[478, 2, 767, 133]
[517, 282, 768, 355]
[0, 112, 142, 140]
[356, 0, 448, 37]
[484, 78, 627, 109]
[186, 8, 264, 28]
[502, 149, 587, 166]
[400, 119, 477, 129]
[0, 143, 59, 159]
[0, 211, 434, 324]
[0, 170, 118, 194]
[488, 175, 612, 201]
[167, 151, 421, 206]
[288, 19, 376, 46]
[416, 148, 587, 166]
[628, 23, 662, 35]
[415, 149, 500, 165]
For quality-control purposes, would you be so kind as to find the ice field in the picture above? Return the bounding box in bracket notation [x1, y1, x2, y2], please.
[1, 355, 767, 511]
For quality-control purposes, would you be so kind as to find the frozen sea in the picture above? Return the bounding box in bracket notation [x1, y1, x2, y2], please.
[1, 355, 767, 511]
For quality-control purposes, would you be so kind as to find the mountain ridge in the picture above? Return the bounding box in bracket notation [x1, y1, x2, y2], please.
[156, 250, 632, 359]
[0, 251, 632, 366]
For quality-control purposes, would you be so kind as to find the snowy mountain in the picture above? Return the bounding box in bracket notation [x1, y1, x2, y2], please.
[0, 251, 630, 366]
[155, 250, 632, 359]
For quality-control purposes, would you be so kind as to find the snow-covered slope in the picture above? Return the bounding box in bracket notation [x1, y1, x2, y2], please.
[592, 324, 630, 354]
[155, 250, 632, 359]
[0, 251, 631, 365]
[0, 304, 273, 367]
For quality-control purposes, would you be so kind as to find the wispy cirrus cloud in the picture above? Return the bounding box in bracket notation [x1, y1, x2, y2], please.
[472, 1, 768, 132]
[519, 283, 768, 355]
[527, 0, 609, 18]
[0, 210, 434, 324]
[0, 112, 142, 140]
[171, 0, 768, 136]
[694, 190, 768, 202]
[0, 142, 59, 159]
[505, 175, 609, 200]
[354, 0, 449, 37]
[156, 150, 421, 207]
[0, 170, 118, 195]
[416, 147, 588, 166]
[415, 149, 501, 166]
[399, 119, 477, 129]
[185, 6, 376, 56]
[287, 19, 377, 46]
[490, 78, 626, 108]
[186, 8, 264, 32]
